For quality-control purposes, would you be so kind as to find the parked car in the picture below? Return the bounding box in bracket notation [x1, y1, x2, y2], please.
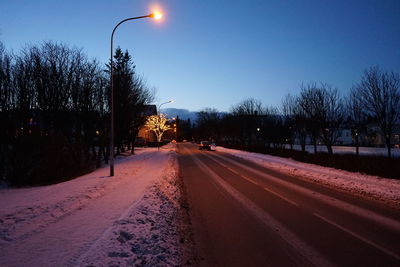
[199, 141, 216, 151]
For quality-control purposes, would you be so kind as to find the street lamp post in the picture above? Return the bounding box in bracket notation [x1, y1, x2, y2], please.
[154, 100, 174, 150]
[158, 100, 174, 114]
[110, 12, 162, 177]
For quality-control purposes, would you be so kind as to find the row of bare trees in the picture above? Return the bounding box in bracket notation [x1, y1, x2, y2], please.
[0, 41, 153, 185]
[282, 83, 345, 155]
[194, 66, 400, 158]
[194, 98, 287, 148]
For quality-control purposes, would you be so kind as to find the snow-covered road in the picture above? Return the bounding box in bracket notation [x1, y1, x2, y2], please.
[0, 145, 185, 266]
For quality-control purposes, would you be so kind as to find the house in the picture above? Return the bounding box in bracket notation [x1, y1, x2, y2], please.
[137, 105, 157, 142]
[348, 122, 400, 148]
[336, 129, 352, 145]
[391, 124, 400, 148]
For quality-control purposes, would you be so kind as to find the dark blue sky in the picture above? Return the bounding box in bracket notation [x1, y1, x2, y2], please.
[1, 0, 399, 111]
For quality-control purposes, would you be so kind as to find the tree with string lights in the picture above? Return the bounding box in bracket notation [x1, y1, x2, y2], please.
[145, 113, 171, 149]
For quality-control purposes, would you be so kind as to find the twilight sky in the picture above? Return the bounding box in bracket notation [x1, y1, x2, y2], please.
[1, 0, 400, 112]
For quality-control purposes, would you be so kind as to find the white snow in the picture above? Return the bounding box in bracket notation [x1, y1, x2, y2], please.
[217, 146, 400, 209]
[2, 142, 399, 266]
[0, 144, 184, 266]
[285, 144, 400, 157]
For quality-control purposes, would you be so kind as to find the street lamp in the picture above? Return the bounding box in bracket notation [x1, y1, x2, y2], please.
[110, 12, 163, 177]
[158, 100, 174, 114]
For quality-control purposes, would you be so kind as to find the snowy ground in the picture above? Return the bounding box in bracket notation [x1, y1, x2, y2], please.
[284, 144, 400, 157]
[2, 143, 399, 266]
[0, 144, 189, 266]
[217, 146, 400, 209]
[77, 145, 186, 267]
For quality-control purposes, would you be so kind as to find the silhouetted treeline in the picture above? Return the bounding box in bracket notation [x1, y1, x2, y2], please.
[0, 41, 153, 186]
[193, 98, 289, 148]
[193, 66, 400, 159]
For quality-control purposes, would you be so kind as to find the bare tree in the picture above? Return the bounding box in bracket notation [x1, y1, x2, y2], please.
[231, 98, 264, 116]
[0, 42, 13, 181]
[347, 86, 367, 156]
[230, 98, 264, 144]
[261, 105, 284, 148]
[0, 42, 13, 112]
[298, 83, 344, 155]
[195, 107, 221, 141]
[1, 41, 114, 185]
[298, 83, 321, 153]
[356, 66, 400, 158]
[281, 93, 309, 153]
[292, 98, 308, 153]
[281, 94, 297, 150]
[318, 84, 345, 155]
[128, 76, 154, 154]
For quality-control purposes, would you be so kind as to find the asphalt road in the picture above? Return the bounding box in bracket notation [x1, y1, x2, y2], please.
[178, 143, 400, 267]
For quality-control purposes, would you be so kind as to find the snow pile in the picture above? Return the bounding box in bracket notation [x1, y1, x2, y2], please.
[217, 146, 400, 208]
[284, 144, 400, 157]
[0, 143, 192, 266]
[77, 148, 186, 266]
[0, 151, 155, 244]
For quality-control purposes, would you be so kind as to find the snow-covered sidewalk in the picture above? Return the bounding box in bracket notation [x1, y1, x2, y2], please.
[0, 144, 186, 266]
[217, 146, 400, 209]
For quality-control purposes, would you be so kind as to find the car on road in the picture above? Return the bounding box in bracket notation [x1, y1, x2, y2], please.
[210, 142, 216, 151]
[199, 141, 216, 151]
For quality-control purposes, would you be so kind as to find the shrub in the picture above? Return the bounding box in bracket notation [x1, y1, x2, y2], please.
[7, 134, 96, 187]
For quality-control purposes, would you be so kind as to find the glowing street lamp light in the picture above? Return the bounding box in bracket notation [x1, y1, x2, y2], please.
[110, 12, 163, 177]
[151, 11, 163, 20]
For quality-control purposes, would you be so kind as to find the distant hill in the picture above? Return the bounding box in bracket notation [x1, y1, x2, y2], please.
[161, 108, 197, 123]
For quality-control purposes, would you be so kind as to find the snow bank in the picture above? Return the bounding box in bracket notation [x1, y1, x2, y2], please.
[217, 146, 400, 208]
[0, 143, 189, 266]
[285, 144, 400, 158]
[77, 148, 185, 266]
[0, 149, 156, 244]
